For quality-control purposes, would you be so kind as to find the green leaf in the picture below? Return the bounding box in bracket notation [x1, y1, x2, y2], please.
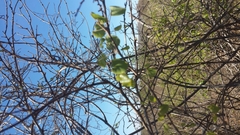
[97, 53, 107, 67]
[206, 131, 216, 135]
[212, 114, 218, 123]
[208, 104, 220, 114]
[99, 38, 105, 48]
[148, 95, 157, 103]
[111, 36, 120, 46]
[116, 74, 135, 87]
[93, 30, 105, 38]
[114, 25, 122, 31]
[106, 36, 120, 50]
[110, 6, 126, 16]
[163, 124, 170, 134]
[158, 104, 169, 120]
[158, 115, 165, 121]
[116, 74, 128, 82]
[106, 35, 120, 46]
[111, 59, 128, 74]
[94, 23, 103, 30]
[91, 12, 107, 22]
[106, 43, 115, 50]
[144, 63, 151, 68]
[121, 46, 130, 50]
[147, 68, 157, 77]
[185, 122, 196, 128]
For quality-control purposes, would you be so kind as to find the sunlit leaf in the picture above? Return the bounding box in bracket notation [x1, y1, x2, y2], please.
[116, 74, 135, 87]
[91, 12, 107, 22]
[158, 116, 165, 121]
[114, 25, 122, 31]
[93, 30, 105, 38]
[111, 59, 128, 74]
[116, 74, 128, 82]
[148, 95, 157, 103]
[97, 53, 107, 67]
[110, 6, 126, 16]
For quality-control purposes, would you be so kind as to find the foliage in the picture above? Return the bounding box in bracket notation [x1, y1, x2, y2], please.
[137, 0, 240, 134]
[1, 0, 240, 134]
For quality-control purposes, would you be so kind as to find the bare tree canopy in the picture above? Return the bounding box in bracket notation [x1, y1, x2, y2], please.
[1, 0, 240, 135]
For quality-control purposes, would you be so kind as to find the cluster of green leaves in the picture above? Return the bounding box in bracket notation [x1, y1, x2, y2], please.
[137, 0, 217, 133]
[91, 6, 135, 88]
[158, 104, 169, 121]
[208, 104, 220, 123]
[146, 0, 211, 102]
[137, 0, 240, 134]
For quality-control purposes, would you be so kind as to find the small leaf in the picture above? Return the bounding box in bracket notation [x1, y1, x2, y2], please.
[208, 104, 220, 114]
[110, 36, 120, 46]
[116, 74, 135, 87]
[110, 6, 126, 16]
[144, 63, 151, 68]
[116, 74, 129, 82]
[148, 95, 157, 103]
[114, 121, 120, 128]
[106, 43, 115, 50]
[106, 36, 120, 50]
[111, 59, 128, 74]
[94, 23, 103, 30]
[147, 68, 157, 77]
[99, 38, 105, 48]
[158, 115, 165, 121]
[212, 114, 218, 123]
[93, 30, 105, 38]
[97, 53, 107, 67]
[185, 123, 196, 127]
[163, 124, 170, 134]
[158, 104, 169, 118]
[206, 131, 216, 135]
[91, 12, 107, 22]
[121, 46, 130, 50]
[114, 25, 122, 31]
[50, 77, 54, 81]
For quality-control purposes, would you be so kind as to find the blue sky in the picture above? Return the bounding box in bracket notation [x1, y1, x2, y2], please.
[0, 0, 140, 134]
[76, 1, 140, 134]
